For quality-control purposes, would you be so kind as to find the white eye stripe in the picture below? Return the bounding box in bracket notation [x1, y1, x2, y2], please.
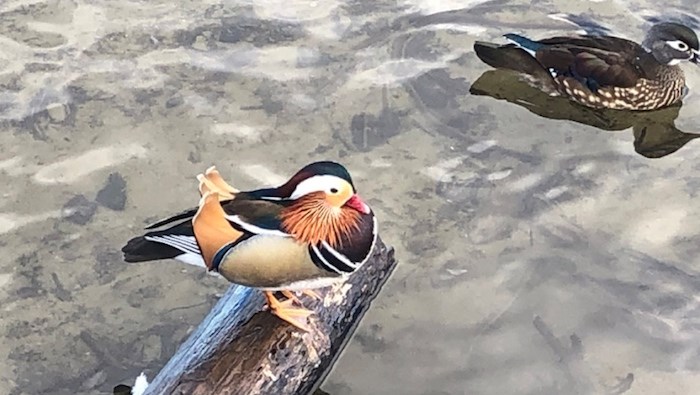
[666, 40, 689, 51]
[289, 175, 347, 199]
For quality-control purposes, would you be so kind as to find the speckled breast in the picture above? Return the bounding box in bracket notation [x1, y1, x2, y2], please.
[554, 69, 686, 111]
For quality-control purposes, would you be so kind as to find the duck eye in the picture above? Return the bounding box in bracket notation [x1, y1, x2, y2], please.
[667, 40, 689, 51]
[330, 188, 338, 194]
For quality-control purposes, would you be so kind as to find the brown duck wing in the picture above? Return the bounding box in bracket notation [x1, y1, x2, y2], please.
[536, 36, 646, 88]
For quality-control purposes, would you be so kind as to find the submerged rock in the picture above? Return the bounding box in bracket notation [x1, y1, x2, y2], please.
[62, 195, 98, 225]
[96, 172, 127, 211]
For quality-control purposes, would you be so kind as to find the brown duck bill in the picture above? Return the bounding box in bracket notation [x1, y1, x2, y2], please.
[344, 194, 371, 214]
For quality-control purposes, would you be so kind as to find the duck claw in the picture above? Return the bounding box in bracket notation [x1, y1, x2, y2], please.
[264, 291, 314, 331]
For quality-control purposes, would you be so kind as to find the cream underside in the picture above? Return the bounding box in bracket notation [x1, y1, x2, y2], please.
[173, 251, 345, 289]
[216, 234, 343, 289]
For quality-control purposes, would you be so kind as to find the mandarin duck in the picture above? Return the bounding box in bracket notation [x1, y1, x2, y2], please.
[121, 161, 378, 331]
[474, 22, 700, 110]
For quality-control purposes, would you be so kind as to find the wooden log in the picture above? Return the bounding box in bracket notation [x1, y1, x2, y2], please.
[134, 238, 396, 395]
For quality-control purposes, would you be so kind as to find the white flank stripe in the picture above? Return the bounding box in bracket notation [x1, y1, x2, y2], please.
[225, 214, 290, 237]
[320, 241, 357, 269]
[311, 244, 341, 274]
[366, 216, 379, 265]
[353, 215, 379, 267]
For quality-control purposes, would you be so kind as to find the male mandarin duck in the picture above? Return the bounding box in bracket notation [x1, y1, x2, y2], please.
[121, 161, 378, 331]
[474, 22, 700, 110]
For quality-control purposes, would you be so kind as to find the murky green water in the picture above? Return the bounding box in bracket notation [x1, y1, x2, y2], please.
[1, 0, 700, 394]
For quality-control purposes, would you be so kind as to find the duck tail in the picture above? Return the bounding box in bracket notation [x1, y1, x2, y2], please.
[122, 165, 237, 267]
[473, 41, 551, 79]
[503, 33, 543, 53]
[121, 217, 203, 268]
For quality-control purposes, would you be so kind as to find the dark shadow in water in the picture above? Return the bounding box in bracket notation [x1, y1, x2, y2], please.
[113, 384, 131, 395]
[469, 69, 700, 159]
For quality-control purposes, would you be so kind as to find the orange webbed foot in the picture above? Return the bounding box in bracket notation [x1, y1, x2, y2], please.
[279, 290, 323, 308]
[264, 291, 314, 332]
[301, 289, 322, 300]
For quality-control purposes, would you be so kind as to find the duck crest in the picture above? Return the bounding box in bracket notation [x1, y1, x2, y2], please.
[280, 192, 361, 248]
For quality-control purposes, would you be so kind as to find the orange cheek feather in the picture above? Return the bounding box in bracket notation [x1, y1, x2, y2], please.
[281, 194, 361, 248]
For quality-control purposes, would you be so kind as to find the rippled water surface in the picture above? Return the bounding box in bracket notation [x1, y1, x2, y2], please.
[2, 0, 700, 394]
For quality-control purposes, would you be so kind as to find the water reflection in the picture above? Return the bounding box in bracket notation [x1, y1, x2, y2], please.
[470, 69, 700, 158]
[3, 0, 700, 394]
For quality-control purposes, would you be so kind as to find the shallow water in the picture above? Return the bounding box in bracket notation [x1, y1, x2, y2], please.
[1, 0, 700, 394]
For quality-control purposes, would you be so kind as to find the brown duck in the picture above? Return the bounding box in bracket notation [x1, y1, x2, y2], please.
[474, 22, 700, 110]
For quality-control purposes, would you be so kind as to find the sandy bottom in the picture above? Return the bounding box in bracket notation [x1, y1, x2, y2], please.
[1, 0, 700, 394]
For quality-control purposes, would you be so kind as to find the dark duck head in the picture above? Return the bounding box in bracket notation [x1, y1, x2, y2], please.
[642, 22, 700, 66]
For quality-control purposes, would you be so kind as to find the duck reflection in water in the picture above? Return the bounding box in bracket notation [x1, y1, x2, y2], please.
[469, 68, 700, 159]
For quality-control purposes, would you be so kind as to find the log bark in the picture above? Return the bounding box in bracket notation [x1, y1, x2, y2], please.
[140, 238, 396, 395]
